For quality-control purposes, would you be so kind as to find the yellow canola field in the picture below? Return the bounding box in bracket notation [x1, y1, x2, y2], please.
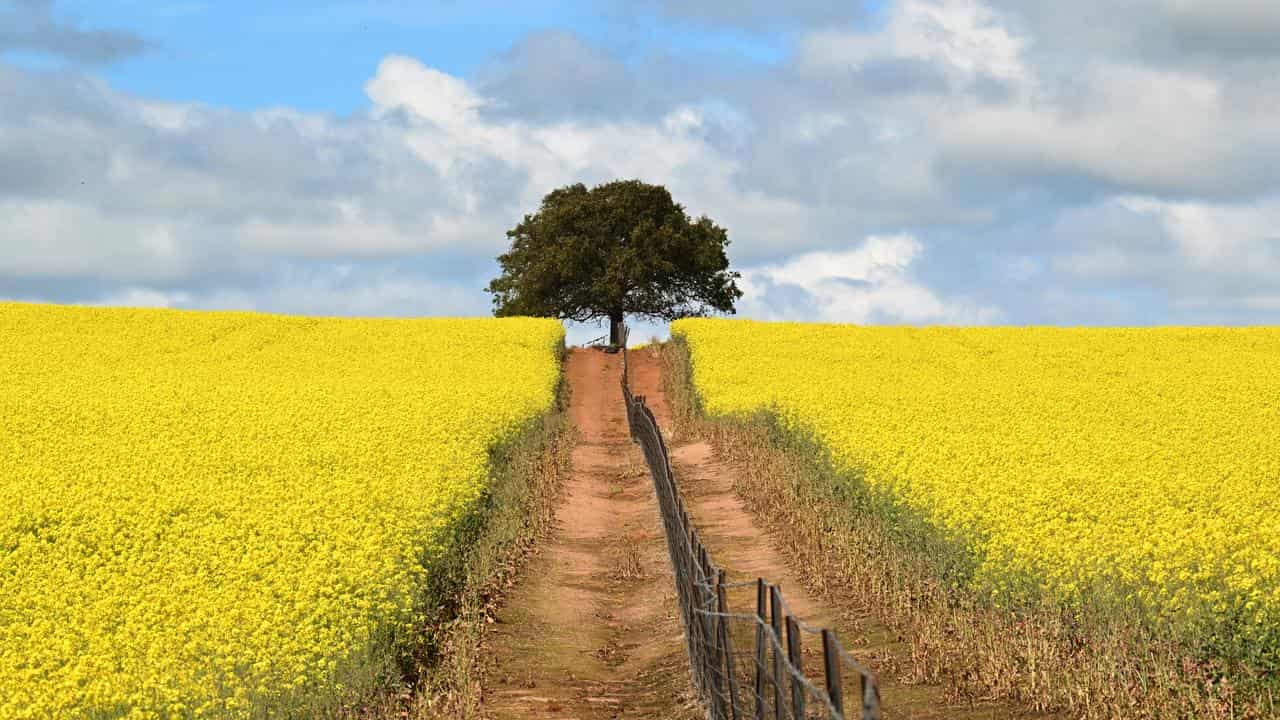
[674, 319, 1280, 638]
[0, 303, 563, 719]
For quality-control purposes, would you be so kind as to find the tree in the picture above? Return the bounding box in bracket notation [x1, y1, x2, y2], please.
[486, 179, 742, 345]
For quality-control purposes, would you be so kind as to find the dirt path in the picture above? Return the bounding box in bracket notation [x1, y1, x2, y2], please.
[485, 348, 1039, 719]
[482, 349, 698, 719]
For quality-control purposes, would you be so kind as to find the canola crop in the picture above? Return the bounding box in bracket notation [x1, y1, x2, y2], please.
[0, 302, 563, 719]
[674, 319, 1280, 641]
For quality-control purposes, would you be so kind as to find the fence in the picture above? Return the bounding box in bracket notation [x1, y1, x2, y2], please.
[621, 330, 882, 720]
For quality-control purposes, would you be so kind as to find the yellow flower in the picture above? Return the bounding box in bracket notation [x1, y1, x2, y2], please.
[675, 319, 1280, 644]
[0, 302, 562, 718]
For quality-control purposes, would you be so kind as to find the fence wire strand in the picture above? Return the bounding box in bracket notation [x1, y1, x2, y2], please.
[620, 329, 882, 720]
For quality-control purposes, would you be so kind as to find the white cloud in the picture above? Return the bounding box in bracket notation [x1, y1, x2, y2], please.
[799, 0, 1032, 88]
[2, 52, 846, 321]
[932, 62, 1280, 197]
[242, 266, 481, 317]
[366, 57, 487, 132]
[11, 265, 481, 319]
[1051, 193, 1280, 316]
[91, 287, 193, 308]
[0, 200, 197, 280]
[361, 55, 828, 266]
[987, 0, 1280, 63]
[1076, 195, 1280, 281]
[739, 234, 1000, 324]
[6, 0, 1280, 325]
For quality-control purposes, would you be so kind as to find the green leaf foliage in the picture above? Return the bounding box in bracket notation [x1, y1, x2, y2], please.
[486, 179, 742, 324]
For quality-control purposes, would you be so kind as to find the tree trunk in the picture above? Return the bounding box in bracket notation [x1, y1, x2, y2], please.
[609, 311, 625, 347]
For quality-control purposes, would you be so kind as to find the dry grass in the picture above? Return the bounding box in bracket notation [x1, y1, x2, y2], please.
[659, 339, 1275, 720]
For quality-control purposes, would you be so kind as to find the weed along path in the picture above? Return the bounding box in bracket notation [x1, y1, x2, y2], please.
[484, 347, 1041, 719]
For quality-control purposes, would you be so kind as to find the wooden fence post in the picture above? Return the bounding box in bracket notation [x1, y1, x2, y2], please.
[717, 570, 740, 720]
[754, 579, 767, 720]
[770, 585, 784, 720]
[786, 616, 804, 718]
[822, 629, 843, 717]
[862, 673, 881, 720]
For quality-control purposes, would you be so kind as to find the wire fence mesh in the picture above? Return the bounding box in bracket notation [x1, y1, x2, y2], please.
[621, 329, 882, 720]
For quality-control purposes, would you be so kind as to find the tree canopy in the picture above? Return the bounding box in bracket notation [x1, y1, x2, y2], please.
[486, 179, 742, 336]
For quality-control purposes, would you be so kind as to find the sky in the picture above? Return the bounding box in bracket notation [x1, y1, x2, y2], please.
[3, 0, 1279, 343]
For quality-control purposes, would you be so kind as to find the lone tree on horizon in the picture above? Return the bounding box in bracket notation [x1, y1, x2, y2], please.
[486, 179, 742, 346]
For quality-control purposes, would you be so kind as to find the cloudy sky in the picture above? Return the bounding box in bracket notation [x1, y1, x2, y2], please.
[3, 0, 1279, 341]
